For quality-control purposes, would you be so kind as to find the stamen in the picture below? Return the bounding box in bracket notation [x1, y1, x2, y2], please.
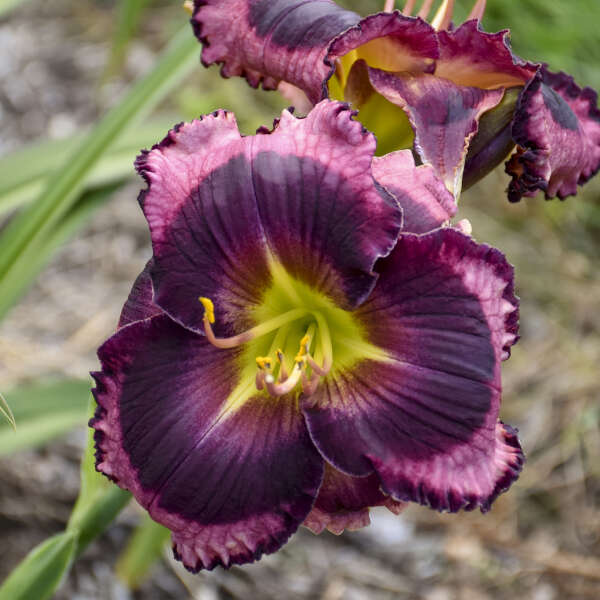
[403, 0, 416, 15]
[183, 1, 193, 15]
[299, 334, 310, 353]
[255, 370, 266, 390]
[276, 349, 288, 383]
[467, 0, 486, 21]
[254, 325, 292, 392]
[199, 297, 308, 349]
[431, 0, 455, 30]
[265, 324, 316, 396]
[301, 370, 320, 396]
[199, 297, 215, 324]
[306, 355, 330, 377]
[383, 0, 395, 12]
[256, 356, 273, 370]
[417, 0, 434, 19]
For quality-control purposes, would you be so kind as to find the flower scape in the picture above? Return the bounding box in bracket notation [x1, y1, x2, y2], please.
[91, 100, 523, 572]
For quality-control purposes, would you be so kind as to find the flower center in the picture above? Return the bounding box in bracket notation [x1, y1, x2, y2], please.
[197, 262, 390, 406]
[199, 297, 333, 397]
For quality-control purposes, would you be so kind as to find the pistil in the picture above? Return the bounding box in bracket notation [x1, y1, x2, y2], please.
[199, 297, 308, 349]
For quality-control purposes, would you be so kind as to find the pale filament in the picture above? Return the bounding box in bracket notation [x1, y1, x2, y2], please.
[403, 0, 416, 15]
[255, 371, 266, 390]
[276, 349, 289, 382]
[265, 324, 316, 397]
[383, 0, 396, 12]
[431, 0, 455, 30]
[467, 0, 487, 21]
[417, 0, 434, 19]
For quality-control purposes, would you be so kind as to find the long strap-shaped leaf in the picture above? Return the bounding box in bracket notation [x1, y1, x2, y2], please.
[0, 396, 131, 600]
[0, 120, 176, 216]
[0, 379, 91, 455]
[0, 25, 198, 319]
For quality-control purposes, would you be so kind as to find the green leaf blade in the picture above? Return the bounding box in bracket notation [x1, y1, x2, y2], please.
[0, 379, 90, 455]
[116, 515, 171, 589]
[0, 25, 199, 320]
[0, 391, 16, 431]
[0, 532, 77, 600]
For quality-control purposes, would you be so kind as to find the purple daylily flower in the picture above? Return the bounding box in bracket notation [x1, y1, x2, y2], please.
[192, 0, 600, 202]
[91, 100, 522, 572]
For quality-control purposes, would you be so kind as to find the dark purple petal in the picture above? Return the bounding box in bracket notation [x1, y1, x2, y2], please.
[118, 259, 162, 329]
[303, 229, 521, 512]
[367, 66, 503, 196]
[91, 315, 324, 571]
[435, 20, 536, 89]
[372, 150, 456, 234]
[303, 464, 405, 535]
[136, 102, 403, 334]
[192, 0, 360, 103]
[506, 66, 600, 201]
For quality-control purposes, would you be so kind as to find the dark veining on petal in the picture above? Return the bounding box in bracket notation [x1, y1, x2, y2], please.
[541, 84, 579, 131]
[250, 150, 399, 308]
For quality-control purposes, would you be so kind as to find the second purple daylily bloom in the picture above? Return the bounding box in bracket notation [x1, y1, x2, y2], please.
[192, 0, 600, 202]
[91, 101, 522, 572]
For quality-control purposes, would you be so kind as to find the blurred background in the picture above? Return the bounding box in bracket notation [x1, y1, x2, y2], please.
[0, 0, 599, 598]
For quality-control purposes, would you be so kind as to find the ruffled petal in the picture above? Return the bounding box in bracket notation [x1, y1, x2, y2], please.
[303, 464, 405, 535]
[136, 101, 402, 334]
[506, 66, 600, 202]
[372, 150, 456, 234]
[328, 12, 438, 78]
[435, 20, 536, 89]
[192, 0, 360, 103]
[118, 259, 161, 329]
[91, 315, 324, 571]
[342, 58, 414, 155]
[303, 229, 522, 512]
[367, 65, 503, 197]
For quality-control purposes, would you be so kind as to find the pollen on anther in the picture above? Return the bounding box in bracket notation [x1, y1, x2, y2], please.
[198, 297, 215, 323]
[256, 356, 272, 370]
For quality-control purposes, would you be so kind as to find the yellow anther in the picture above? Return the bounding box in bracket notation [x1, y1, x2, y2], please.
[198, 297, 215, 324]
[256, 356, 272, 370]
[300, 334, 310, 348]
[183, 1, 194, 16]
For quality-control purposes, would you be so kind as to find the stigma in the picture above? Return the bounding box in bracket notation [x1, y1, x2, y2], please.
[199, 296, 332, 397]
